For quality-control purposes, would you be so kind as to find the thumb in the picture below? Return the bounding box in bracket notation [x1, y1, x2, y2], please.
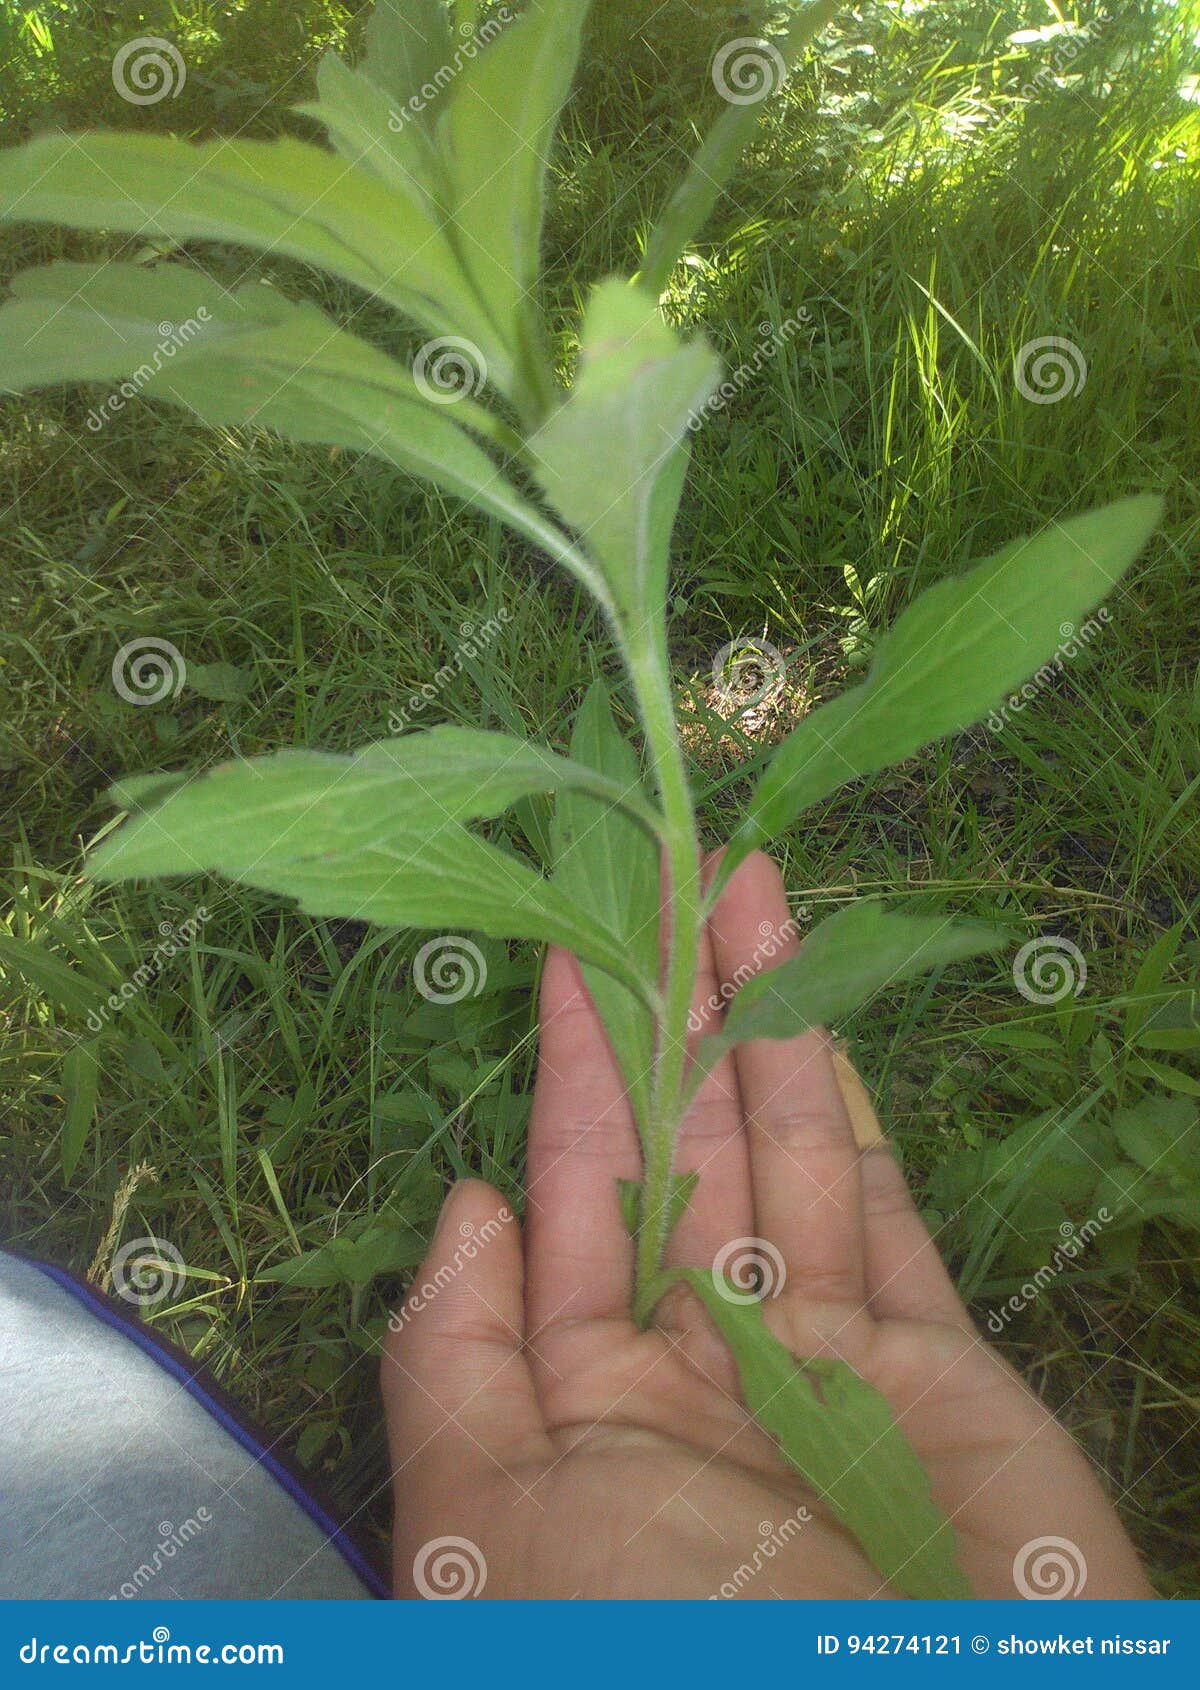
[382, 1181, 550, 1555]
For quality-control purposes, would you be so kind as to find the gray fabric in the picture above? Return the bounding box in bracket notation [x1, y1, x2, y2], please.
[0, 1254, 375, 1600]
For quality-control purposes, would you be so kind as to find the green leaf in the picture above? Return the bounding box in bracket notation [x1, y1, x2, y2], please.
[86, 729, 661, 1002]
[702, 901, 1004, 1064]
[532, 279, 719, 627]
[94, 726, 660, 861]
[440, 0, 592, 352]
[617, 1169, 697, 1238]
[727, 496, 1162, 865]
[664, 1168, 699, 1232]
[0, 130, 504, 378]
[1130, 1056, 1200, 1096]
[0, 263, 546, 538]
[108, 771, 191, 813]
[1112, 1097, 1198, 1178]
[681, 1271, 972, 1598]
[638, 0, 840, 296]
[361, 0, 453, 115]
[61, 1040, 101, 1183]
[552, 680, 660, 1136]
[302, 51, 444, 212]
[1124, 923, 1185, 1043]
[0, 933, 108, 1021]
[617, 1177, 641, 1235]
[186, 661, 251, 704]
[258, 1216, 428, 1289]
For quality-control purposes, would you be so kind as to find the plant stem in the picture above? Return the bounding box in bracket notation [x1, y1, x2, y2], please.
[624, 622, 702, 1326]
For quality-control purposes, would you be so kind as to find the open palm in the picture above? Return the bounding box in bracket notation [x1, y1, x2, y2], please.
[383, 853, 1150, 1601]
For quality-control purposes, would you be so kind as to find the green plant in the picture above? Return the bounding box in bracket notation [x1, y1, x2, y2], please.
[0, 0, 1165, 1598]
[927, 924, 1200, 1296]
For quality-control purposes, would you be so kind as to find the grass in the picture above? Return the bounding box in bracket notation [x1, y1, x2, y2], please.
[3, 0, 1200, 1591]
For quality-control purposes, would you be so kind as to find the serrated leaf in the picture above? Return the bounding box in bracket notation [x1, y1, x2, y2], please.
[702, 901, 1004, 1065]
[532, 279, 720, 627]
[682, 1271, 972, 1598]
[61, 1040, 100, 1183]
[727, 496, 1162, 865]
[0, 130, 504, 379]
[552, 681, 660, 1135]
[86, 729, 660, 1002]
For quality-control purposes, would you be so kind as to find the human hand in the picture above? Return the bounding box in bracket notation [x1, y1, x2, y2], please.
[383, 852, 1151, 1600]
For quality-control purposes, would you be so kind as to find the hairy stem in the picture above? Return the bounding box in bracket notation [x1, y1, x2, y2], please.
[624, 622, 702, 1326]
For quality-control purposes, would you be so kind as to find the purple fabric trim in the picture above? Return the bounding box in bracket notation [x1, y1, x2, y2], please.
[28, 1259, 389, 1600]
